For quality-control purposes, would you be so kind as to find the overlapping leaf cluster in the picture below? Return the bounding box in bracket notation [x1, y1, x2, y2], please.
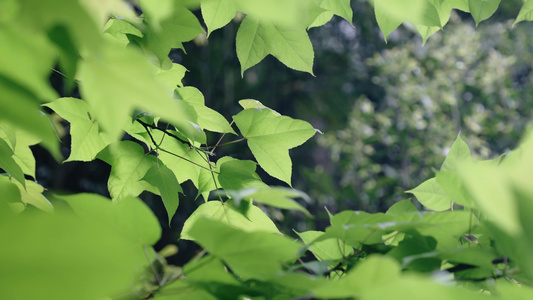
[2, 0, 533, 299]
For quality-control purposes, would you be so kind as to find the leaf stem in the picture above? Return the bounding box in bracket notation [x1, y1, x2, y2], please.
[203, 137, 246, 151]
[136, 119, 192, 148]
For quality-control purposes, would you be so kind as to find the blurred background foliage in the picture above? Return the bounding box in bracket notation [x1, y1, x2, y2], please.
[43, 0, 533, 260]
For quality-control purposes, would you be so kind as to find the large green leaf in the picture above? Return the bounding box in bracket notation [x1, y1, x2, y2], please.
[142, 165, 182, 225]
[468, 0, 500, 26]
[97, 141, 158, 201]
[406, 177, 452, 211]
[236, 16, 315, 75]
[56, 193, 161, 246]
[186, 217, 301, 279]
[0, 138, 25, 188]
[201, 0, 238, 35]
[0, 26, 57, 101]
[233, 108, 318, 185]
[0, 205, 147, 300]
[45, 97, 111, 162]
[78, 44, 197, 140]
[180, 200, 279, 240]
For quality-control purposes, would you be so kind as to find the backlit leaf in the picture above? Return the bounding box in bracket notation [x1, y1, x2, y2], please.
[142, 165, 182, 225]
[97, 141, 158, 201]
[406, 177, 452, 211]
[236, 16, 315, 75]
[45, 97, 111, 162]
[514, 0, 533, 26]
[186, 217, 300, 279]
[297, 230, 353, 261]
[468, 0, 500, 26]
[233, 108, 318, 185]
[0, 138, 25, 188]
[180, 200, 279, 240]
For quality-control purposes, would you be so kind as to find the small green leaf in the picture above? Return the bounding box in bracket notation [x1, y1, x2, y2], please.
[236, 16, 314, 75]
[11, 179, 53, 212]
[0, 123, 38, 178]
[468, 0, 500, 26]
[514, 0, 533, 26]
[309, 0, 353, 28]
[177, 87, 236, 134]
[218, 158, 266, 190]
[386, 199, 418, 216]
[224, 186, 312, 217]
[180, 200, 279, 240]
[45, 97, 111, 162]
[201, 0, 238, 35]
[186, 217, 300, 279]
[0, 138, 25, 188]
[97, 141, 158, 201]
[297, 230, 353, 261]
[142, 165, 182, 225]
[406, 177, 452, 211]
[233, 108, 318, 186]
[103, 18, 143, 46]
[238, 99, 279, 113]
[441, 133, 471, 172]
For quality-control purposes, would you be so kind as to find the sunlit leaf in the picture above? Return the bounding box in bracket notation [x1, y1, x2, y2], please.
[309, 0, 353, 28]
[0, 123, 38, 178]
[406, 177, 452, 211]
[45, 97, 111, 162]
[297, 230, 353, 261]
[236, 16, 315, 75]
[0, 138, 25, 188]
[12, 179, 53, 212]
[180, 200, 279, 240]
[233, 108, 318, 185]
[468, 0, 501, 26]
[186, 217, 300, 279]
[514, 0, 533, 26]
[97, 141, 158, 201]
[142, 165, 182, 225]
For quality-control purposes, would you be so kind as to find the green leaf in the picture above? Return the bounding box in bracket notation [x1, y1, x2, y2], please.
[0, 26, 57, 101]
[296, 230, 353, 261]
[218, 158, 266, 190]
[45, 97, 111, 162]
[186, 217, 300, 279]
[0, 77, 60, 160]
[142, 165, 182, 225]
[374, 0, 441, 40]
[180, 200, 279, 240]
[468, 0, 500, 26]
[143, 2, 204, 65]
[12, 179, 53, 212]
[233, 108, 318, 185]
[436, 171, 474, 208]
[155, 63, 187, 89]
[225, 187, 312, 217]
[236, 16, 315, 75]
[0, 123, 38, 178]
[238, 99, 280, 113]
[0, 138, 25, 188]
[309, 0, 353, 28]
[386, 199, 418, 216]
[103, 18, 143, 46]
[56, 193, 161, 246]
[177, 87, 236, 134]
[514, 0, 533, 26]
[97, 141, 158, 201]
[406, 177, 452, 211]
[0, 175, 22, 213]
[201, 0, 238, 35]
[78, 44, 198, 141]
[441, 133, 471, 172]
[0, 205, 147, 299]
[312, 255, 402, 299]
